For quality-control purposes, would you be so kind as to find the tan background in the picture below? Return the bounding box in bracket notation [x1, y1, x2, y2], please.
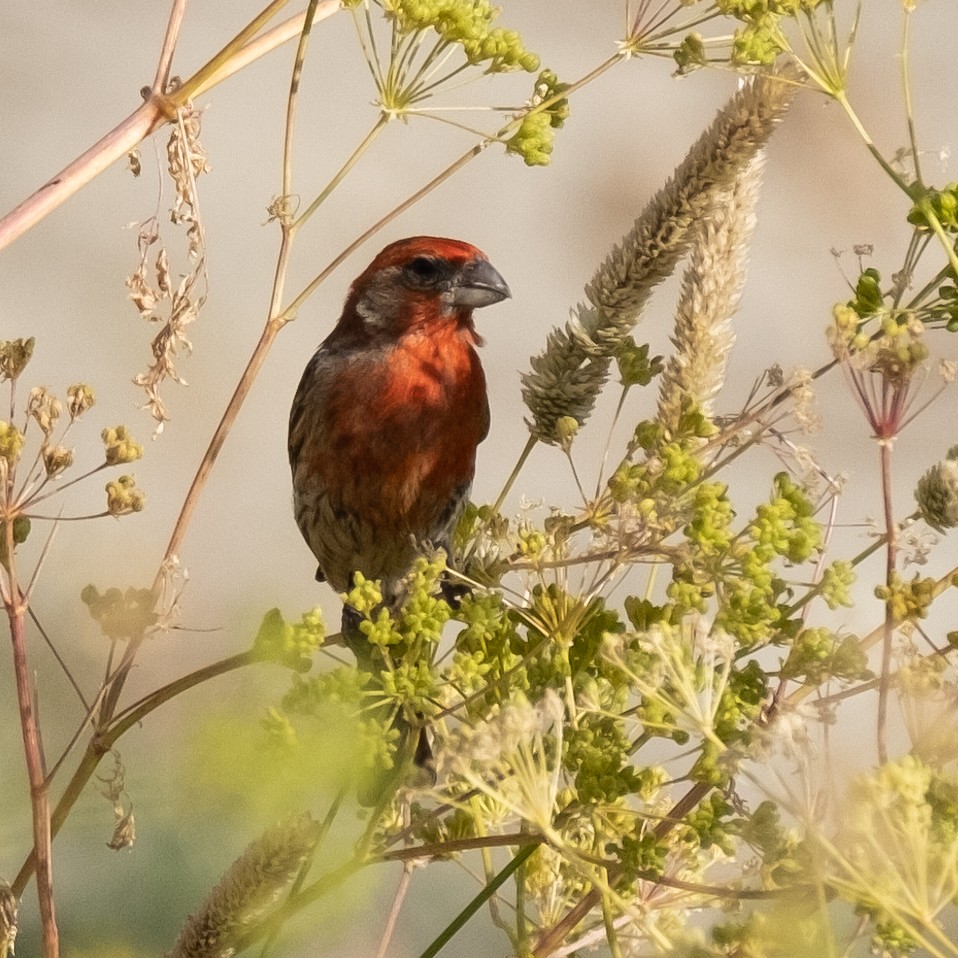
[2, 2, 957, 954]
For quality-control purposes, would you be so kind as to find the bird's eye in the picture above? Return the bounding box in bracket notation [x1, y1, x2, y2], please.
[406, 256, 441, 283]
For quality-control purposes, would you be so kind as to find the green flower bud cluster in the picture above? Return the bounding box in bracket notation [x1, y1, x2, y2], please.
[105, 475, 145, 515]
[717, 0, 823, 66]
[874, 572, 935, 624]
[673, 32, 707, 75]
[730, 16, 785, 65]
[281, 666, 368, 718]
[615, 338, 664, 388]
[719, 0, 822, 17]
[0, 337, 34, 381]
[820, 559, 856, 609]
[609, 438, 703, 505]
[397, 555, 452, 645]
[348, 564, 450, 660]
[81, 584, 157, 641]
[713, 551, 787, 645]
[384, 0, 539, 72]
[916, 445, 958, 532]
[749, 472, 821, 564]
[101, 425, 143, 465]
[252, 606, 325, 671]
[666, 566, 713, 617]
[343, 571, 384, 617]
[380, 657, 438, 713]
[564, 711, 641, 804]
[781, 627, 869, 684]
[683, 792, 735, 855]
[506, 69, 569, 167]
[451, 593, 526, 709]
[0, 421, 25, 466]
[608, 828, 667, 881]
[684, 482, 734, 556]
[714, 661, 767, 745]
[516, 520, 548, 558]
[908, 183, 958, 233]
[277, 665, 401, 772]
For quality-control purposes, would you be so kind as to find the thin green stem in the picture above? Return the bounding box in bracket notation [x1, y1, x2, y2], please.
[281, 138, 491, 320]
[900, 6, 922, 188]
[601, 891, 624, 958]
[835, 92, 912, 196]
[282, 0, 321, 199]
[107, 650, 258, 741]
[291, 115, 389, 232]
[490, 434, 538, 516]
[418, 844, 539, 958]
[176, 0, 292, 102]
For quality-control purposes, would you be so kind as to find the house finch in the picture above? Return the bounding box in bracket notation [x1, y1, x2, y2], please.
[288, 236, 511, 619]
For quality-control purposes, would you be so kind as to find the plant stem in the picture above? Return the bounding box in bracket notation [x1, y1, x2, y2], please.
[418, 843, 538, 958]
[0, 1, 341, 252]
[876, 439, 896, 765]
[280, 138, 492, 320]
[375, 863, 414, 958]
[13, 649, 257, 894]
[292, 115, 389, 232]
[108, 650, 258, 740]
[175, 0, 294, 101]
[6, 585, 58, 956]
[152, 0, 189, 95]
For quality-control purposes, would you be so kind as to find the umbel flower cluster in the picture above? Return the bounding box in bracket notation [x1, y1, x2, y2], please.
[0, 339, 146, 538]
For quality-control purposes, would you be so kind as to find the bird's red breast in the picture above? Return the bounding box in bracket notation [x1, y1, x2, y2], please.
[288, 236, 509, 591]
[315, 318, 489, 531]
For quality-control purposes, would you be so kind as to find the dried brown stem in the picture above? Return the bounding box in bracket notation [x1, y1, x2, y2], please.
[152, 0, 190, 94]
[6, 582, 58, 956]
[0, 1, 340, 252]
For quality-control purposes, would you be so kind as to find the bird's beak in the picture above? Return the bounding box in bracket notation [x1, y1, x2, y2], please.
[451, 259, 511, 309]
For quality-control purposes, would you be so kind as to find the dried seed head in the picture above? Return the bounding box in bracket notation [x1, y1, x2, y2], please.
[522, 68, 801, 443]
[167, 814, 318, 958]
[27, 386, 62, 438]
[67, 383, 96, 420]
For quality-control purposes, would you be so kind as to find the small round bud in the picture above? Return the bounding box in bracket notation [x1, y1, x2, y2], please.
[42, 444, 74, 478]
[555, 415, 579, 452]
[67, 383, 96, 420]
[0, 337, 35, 381]
[106, 475, 146, 516]
[101, 425, 143, 465]
[0, 421, 25, 466]
[27, 386, 62, 437]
